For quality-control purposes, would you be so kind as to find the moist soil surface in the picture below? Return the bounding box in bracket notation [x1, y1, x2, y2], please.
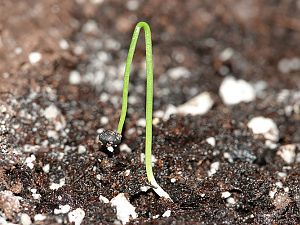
[1, 1, 300, 224]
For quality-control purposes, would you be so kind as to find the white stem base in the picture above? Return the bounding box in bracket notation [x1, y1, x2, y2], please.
[149, 178, 173, 202]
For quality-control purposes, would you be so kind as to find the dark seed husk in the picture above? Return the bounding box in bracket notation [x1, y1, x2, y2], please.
[97, 129, 122, 148]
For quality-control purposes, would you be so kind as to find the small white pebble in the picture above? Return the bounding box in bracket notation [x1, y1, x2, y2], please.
[140, 186, 151, 192]
[107, 146, 114, 152]
[219, 48, 234, 61]
[57, 152, 65, 160]
[97, 128, 104, 134]
[100, 116, 109, 125]
[68, 208, 85, 225]
[49, 178, 65, 190]
[47, 130, 58, 140]
[30, 189, 41, 200]
[152, 214, 160, 219]
[99, 195, 109, 204]
[20, 213, 32, 225]
[223, 152, 234, 163]
[277, 172, 287, 178]
[152, 117, 160, 125]
[208, 161, 220, 176]
[161, 104, 178, 121]
[124, 169, 131, 176]
[126, 0, 139, 10]
[269, 188, 277, 199]
[42, 164, 50, 173]
[78, 145, 87, 154]
[221, 191, 231, 198]
[275, 182, 283, 188]
[110, 193, 137, 225]
[28, 52, 42, 64]
[137, 118, 146, 127]
[278, 57, 300, 73]
[153, 110, 164, 118]
[54, 204, 71, 214]
[219, 76, 255, 105]
[32, 193, 41, 199]
[170, 178, 176, 183]
[25, 155, 36, 169]
[44, 104, 60, 120]
[167, 67, 191, 80]
[14, 47, 23, 55]
[226, 197, 236, 205]
[120, 144, 132, 153]
[82, 20, 98, 33]
[162, 210, 171, 218]
[176, 92, 214, 116]
[74, 45, 84, 55]
[206, 137, 216, 147]
[248, 117, 279, 142]
[265, 140, 278, 149]
[34, 214, 46, 221]
[277, 144, 296, 164]
[69, 71, 81, 85]
[59, 39, 69, 50]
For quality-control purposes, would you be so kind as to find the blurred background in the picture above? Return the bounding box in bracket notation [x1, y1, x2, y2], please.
[1, 0, 300, 98]
[1, 0, 300, 134]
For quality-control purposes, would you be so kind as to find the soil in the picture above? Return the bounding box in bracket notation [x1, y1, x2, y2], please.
[1, 0, 300, 224]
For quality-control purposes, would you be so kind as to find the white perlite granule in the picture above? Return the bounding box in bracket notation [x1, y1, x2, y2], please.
[167, 67, 191, 80]
[28, 52, 42, 64]
[25, 155, 36, 169]
[206, 137, 216, 147]
[247, 116, 279, 142]
[208, 161, 220, 176]
[277, 144, 297, 164]
[78, 145, 86, 154]
[49, 178, 65, 190]
[110, 193, 137, 224]
[120, 144, 132, 153]
[42, 164, 50, 173]
[221, 191, 231, 198]
[54, 204, 71, 214]
[69, 71, 81, 85]
[219, 76, 255, 105]
[20, 213, 32, 225]
[176, 92, 214, 116]
[43, 104, 60, 120]
[99, 195, 109, 204]
[34, 214, 46, 221]
[162, 210, 171, 218]
[68, 208, 85, 225]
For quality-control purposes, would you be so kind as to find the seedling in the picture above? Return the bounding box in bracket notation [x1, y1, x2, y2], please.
[98, 22, 172, 200]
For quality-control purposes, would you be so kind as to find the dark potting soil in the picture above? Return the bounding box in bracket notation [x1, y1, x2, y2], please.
[0, 0, 300, 224]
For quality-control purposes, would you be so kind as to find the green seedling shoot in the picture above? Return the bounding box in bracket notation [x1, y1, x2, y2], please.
[97, 21, 171, 200]
[117, 22, 172, 200]
[98, 22, 171, 199]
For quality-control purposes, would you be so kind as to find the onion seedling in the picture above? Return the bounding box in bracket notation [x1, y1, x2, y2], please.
[98, 22, 172, 201]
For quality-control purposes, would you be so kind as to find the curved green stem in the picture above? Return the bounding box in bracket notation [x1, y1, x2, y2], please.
[117, 22, 171, 200]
